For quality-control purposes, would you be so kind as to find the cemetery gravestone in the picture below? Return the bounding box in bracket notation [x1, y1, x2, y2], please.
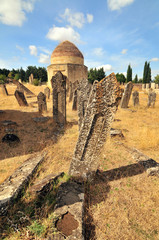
[120, 81, 133, 108]
[132, 91, 139, 106]
[69, 73, 121, 178]
[0, 84, 8, 96]
[14, 90, 28, 106]
[72, 89, 77, 111]
[148, 92, 156, 107]
[44, 87, 50, 99]
[51, 71, 66, 125]
[77, 79, 92, 130]
[37, 92, 47, 113]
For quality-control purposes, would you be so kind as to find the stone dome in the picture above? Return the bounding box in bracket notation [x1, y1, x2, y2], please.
[51, 41, 84, 65]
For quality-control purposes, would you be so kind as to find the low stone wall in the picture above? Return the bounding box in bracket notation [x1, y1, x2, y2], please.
[0, 152, 47, 215]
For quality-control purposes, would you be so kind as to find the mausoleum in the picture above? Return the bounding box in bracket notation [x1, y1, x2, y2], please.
[47, 41, 88, 87]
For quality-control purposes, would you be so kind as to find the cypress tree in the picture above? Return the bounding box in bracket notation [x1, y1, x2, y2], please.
[134, 74, 138, 83]
[126, 64, 132, 82]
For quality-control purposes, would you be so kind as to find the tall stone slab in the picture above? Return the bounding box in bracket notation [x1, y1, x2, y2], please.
[37, 92, 47, 113]
[44, 87, 50, 99]
[120, 81, 133, 108]
[0, 84, 8, 96]
[10, 79, 35, 96]
[69, 73, 121, 178]
[148, 92, 156, 107]
[51, 71, 66, 125]
[69, 82, 73, 102]
[77, 79, 92, 130]
[29, 74, 34, 84]
[14, 90, 28, 106]
[72, 89, 77, 111]
[132, 91, 139, 106]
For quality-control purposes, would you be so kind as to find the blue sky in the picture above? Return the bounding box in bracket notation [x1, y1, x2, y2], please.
[0, 0, 159, 79]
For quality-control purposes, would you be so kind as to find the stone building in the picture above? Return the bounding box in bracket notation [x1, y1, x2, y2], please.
[47, 41, 88, 88]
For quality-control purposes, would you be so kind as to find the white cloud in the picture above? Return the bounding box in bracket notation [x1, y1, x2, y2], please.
[107, 0, 134, 11]
[87, 14, 93, 23]
[38, 47, 51, 55]
[29, 45, 38, 56]
[16, 45, 24, 53]
[46, 26, 82, 44]
[93, 48, 104, 57]
[61, 8, 85, 28]
[97, 64, 113, 72]
[150, 58, 159, 62]
[121, 49, 128, 54]
[0, 0, 36, 26]
[38, 53, 50, 64]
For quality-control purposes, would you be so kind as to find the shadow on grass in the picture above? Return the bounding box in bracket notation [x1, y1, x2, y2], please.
[84, 158, 158, 239]
[0, 109, 77, 160]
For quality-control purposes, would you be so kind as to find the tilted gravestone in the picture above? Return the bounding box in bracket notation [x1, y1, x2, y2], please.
[148, 91, 156, 107]
[37, 92, 47, 113]
[72, 89, 77, 111]
[132, 91, 139, 106]
[0, 84, 8, 96]
[11, 79, 35, 96]
[120, 81, 133, 108]
[51, 71, 66, 125]
[14, 90, 28, 106]
[69, 73, 121, 178]
[44, 87, 50, 99]
[77, 79, 92, 130]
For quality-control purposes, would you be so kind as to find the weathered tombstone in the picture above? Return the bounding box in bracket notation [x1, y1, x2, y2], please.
[37, 92, 47, 113]
[29, 74, 34, 84]
[132, 91, 139, 106]
[151, 82, 156, 89]
[146, 83, 150, 90]
[72, 89, 77, 111]
[77, 79, 92, 130]
[11, 79, 35, 96]
[51, 71, 66, 124]
[120, 81, 133, 108]
[148, 92, 156, 107]
[69, 82, 73, 102]
[44, 87, 50, 99]
[14, 90, 28, 106]
[142, 84, 146, 90]
[69, 73, 121, 178]
[0, 84, 8, 96]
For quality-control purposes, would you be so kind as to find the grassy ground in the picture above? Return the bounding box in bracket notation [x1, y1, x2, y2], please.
[0, 83, 159, 239]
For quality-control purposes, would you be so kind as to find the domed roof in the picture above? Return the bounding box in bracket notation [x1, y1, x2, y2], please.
[51, 41, 84, 65]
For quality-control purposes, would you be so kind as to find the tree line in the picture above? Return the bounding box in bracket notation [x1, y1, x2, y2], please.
[0, 66, 47, 85]
[88, 61, 158, 84]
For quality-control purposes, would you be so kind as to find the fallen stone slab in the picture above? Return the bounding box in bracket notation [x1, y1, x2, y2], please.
[0, 151, 47, 215]
[29, 172, 64, 194]
[1, 120, 17, 126]
[53, 180, 84, 240]
[110, 128, 124, 138]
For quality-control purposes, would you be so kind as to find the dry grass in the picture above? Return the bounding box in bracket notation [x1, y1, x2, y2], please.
[1, 83, 159, 239]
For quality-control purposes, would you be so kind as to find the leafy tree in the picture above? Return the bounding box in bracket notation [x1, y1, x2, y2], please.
[14, 73, 20, 80]
[126, 64, 132, 82]
[116, 73, 126, 83]
[8, 71, 14, 79]
[88, 67, 105, 84]
[154, 74, 159, 84]
[0, 74, 6, 84]
[133, 74, 138, 83]
[143, 61, 151, 83]
[19, 67, 25, 81]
